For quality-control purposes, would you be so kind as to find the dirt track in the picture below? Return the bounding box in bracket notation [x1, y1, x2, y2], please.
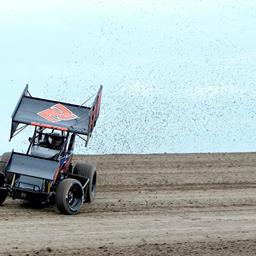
[1, 153, 256, 255]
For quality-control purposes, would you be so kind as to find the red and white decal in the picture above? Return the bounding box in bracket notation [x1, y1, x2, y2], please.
[37, 103, 79, 123]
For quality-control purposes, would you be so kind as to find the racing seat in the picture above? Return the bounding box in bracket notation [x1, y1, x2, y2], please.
[30, 146, 59, 159]
[30, 133, 63, 159]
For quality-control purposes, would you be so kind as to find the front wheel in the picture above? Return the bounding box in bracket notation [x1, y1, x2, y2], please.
[56, 178, 84, 215]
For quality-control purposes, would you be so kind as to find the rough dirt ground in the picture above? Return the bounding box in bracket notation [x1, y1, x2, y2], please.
[1, 153, 256, 255]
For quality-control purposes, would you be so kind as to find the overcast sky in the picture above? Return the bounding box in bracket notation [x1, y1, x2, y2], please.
[0, 0, 256, 154]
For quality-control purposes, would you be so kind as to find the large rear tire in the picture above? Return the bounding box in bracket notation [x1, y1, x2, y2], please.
[0, 190, 7, 206]
[0, 172, 7, 205]
[1, 152, 13, 185]
[73, 163, 97, 203]
[56, 178, 84, 215]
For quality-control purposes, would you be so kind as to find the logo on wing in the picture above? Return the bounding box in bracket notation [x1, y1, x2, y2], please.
[37, 103, 79, 123]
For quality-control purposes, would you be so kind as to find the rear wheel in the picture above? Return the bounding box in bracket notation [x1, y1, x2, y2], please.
[1, 152, 13, 185]
[73, 163, 97, 202]
[56, 178, 84, 215]
[0, 172, 7, 205]
[0, 153, 10, 205]
[0, 190, 7, 206]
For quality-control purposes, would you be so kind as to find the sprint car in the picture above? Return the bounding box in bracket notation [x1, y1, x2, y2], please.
[0, 85, 102, 214]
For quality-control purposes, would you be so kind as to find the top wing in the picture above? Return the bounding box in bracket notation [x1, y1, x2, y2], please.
[10, 85, 103, 145]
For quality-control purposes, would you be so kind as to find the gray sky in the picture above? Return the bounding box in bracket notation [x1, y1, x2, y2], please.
[0, 0, 256, 154]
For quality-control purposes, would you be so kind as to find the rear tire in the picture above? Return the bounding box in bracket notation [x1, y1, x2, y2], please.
[73, 163, 97, 203]
[56, 178, 84, 215]
[1, 152, 13, 185]
[0, 190, 7, 206]
[0, 172, 7, 205]
[0, 153, 10, 205]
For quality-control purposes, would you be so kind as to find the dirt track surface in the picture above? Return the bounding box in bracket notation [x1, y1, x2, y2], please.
[1, 153, 256, 255]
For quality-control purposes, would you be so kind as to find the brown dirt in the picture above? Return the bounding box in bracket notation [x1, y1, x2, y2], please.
[1, 153, 256, 255]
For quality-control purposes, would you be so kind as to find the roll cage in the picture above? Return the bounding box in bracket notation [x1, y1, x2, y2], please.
[26, 127, 75, 160]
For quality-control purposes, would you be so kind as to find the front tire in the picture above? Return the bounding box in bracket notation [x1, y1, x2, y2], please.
[73, 163, 97, 203]
[56, 178, 84, 215]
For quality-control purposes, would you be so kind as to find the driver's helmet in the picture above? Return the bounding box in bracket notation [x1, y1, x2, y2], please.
[48, 133, 64, 149]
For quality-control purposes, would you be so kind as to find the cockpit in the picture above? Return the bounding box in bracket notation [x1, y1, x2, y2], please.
[29, 129, 67, 160]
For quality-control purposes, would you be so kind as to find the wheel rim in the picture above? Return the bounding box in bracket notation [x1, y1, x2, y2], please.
[66, 183, 83, 213]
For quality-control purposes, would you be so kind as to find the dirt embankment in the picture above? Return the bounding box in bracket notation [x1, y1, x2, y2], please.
[1, 153, 256, 255]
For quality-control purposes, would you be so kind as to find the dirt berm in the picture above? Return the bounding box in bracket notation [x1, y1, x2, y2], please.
[1, 153, 256, 255]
